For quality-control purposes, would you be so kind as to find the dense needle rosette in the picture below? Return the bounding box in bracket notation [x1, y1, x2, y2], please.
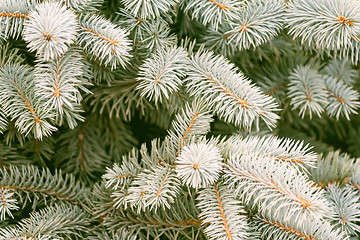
[176, 142, 223, 188]
[23, 2, 78, 60]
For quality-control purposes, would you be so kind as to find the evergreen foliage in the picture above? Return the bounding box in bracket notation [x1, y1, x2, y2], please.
[1, 0, 360, 239]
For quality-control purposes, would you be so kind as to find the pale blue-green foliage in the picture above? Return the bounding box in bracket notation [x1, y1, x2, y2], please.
[103, 150, 141, 190]
[126, 165, 181, 212]
[100, 139, 204, 238]
[167, 99, 213, 155]
[224, 152, 329, 222]
[0, 64, 56, 139]
[57, 0, 104, 13]
[220, 134, 317, 169]
[100, 192, 204, 239]
[197, 184, 249, 240]
[0, 187, 18, 220]
[351, 166, 360, 189]
[186, 50, 279, 129]
[0, 44, 23, 133]
[136, 46, 188, 103]
[136, 18, 178, 56]
[310, 150, 359, 187]
[0, 165, 88, 208]
[326, 184, 360, 236]
[77, 13, 132, 69]
[285, 65, 360, 120]
[287, 0, 360, 51]
[0, 108, 6, 133]
[203, 23, 237, 57]
[202, 0, 284, 56]
[23, 1, 78, 60]
[120, 0, 178, 20]
[324, 76, 360, 120]
[34, 48, 91, 129]
[0, 45, 22, 132]
[100, 102, 213, 218]
[338, 38, 360, 64]
[320, 59, 358, 85]
[183, 0, 242, 30]
[0, 0, 38, 39]
[249, 51, 316, 102]
[253, 207, 349, 240]
[287, 65, 328, 119]
[0, 43, 23, 67]
[86, 228, 137, 240]
[115, 11, 177, 56]
[1, 0, 360, 239]
[0, 204, 89, 240]
[176, 142, 223, 189]
[227, 0, 284, 51]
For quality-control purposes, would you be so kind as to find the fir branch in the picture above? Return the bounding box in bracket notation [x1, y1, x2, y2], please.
[0, 63, 56, 139]
[286, 0, 360, 50]
[126, 165, 181, 212]
[351, 166, 360, 192]
[142, 166, 180, 211]
[120, 0, 177, 20]
[168, 100, 213, 151]
[100, 191, 203, 239]
[197, 184, 249, 240]
[0, 108, 6, 133]
[0, 165, 88, 206]
[136, 18, 178, 56]
[1, 0, 360, 238]
[337, 38, 360, 64]
[34, 48, 90, 128]
[183, 0, 241, 30]
[105, 177, 193, 238]
[88, 60, 153, 120]
[326, 184, 360, 235]
[54, 122, 111, 183]
[95, 114, 138, 162]
[311, 151, 359, 188]
[136, 46, 188, 103]
[222, 135, 317, 169]
[176, 142, 223, 189]
[186, 50, 279, 129]
[226, 0, 285, 51]
[0, 43, 24, 67]
[105, 209, 203, 239]
[23, 1, 78, 60]
[0, 204, 90, 239]
[140, 138, 171, 169]
[287, 65, 328, 119]
[102, 149, 140, 197]
[20, 137, 55, 165]
[0, 187, 18, 221]
[324, 76, 360, 120]
[77, 13, 132, 69]
[86, 228, 137, 240]
[0, 0, 37, 39]
[224, 153, 329, 221]
[202, 23, 237, 57]
[254, 209, 348, 240]
[58, 0, 104, 13]
[321, 59, 358, 85]
[0, 142, 31, 167]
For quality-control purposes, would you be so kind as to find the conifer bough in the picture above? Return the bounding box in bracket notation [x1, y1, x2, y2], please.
[0, 0, 360, 239]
